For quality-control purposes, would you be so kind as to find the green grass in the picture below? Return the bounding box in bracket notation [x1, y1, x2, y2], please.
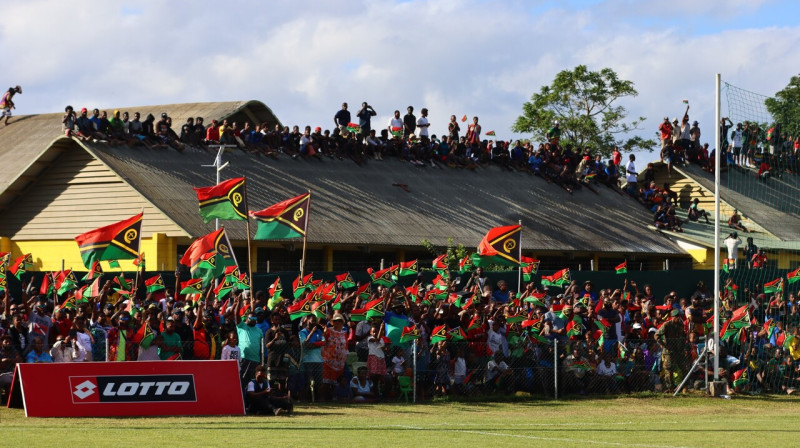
[2, 396, 798, 447]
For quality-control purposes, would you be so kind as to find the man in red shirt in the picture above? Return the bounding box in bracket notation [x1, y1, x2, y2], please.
[658, 117, 673, 151]
[751, 249, 767, 269]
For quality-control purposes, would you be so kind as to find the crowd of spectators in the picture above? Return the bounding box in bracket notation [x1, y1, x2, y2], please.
[3, 262, 799, 411]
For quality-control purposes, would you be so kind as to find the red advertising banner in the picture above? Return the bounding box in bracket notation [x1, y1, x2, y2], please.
[15, 360, 244, 417]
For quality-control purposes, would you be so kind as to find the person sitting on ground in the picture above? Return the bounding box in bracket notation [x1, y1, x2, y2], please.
[350, 366, 376, 402]
[728, 209, 751, 233]
[687, 198, 710, 224]
[247, 365, 287, 415]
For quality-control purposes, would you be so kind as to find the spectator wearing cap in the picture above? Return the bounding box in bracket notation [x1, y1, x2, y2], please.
[547, 120, 561, 144]
[158, 316, 182, 360]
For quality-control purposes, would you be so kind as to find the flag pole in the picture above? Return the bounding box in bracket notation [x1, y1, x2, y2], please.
[244, 179, 254, 296]
[299, 190, 311, 279]
[517, 219, 522, 294]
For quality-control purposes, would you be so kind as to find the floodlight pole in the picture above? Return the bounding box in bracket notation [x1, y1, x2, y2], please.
[713, 74, 721, 381]
[201, 145, 235, 287]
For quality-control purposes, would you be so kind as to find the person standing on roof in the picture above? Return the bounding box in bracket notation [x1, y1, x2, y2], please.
[357, 102, 376, 140]
[547, 120, 561, 145]
[1, 85, 21, 126]
[334, 102, 350, 132]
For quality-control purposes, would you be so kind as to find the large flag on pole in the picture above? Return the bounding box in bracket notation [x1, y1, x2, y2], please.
[475, 224, 521, 266]
[74, 212, 143, 269]
[250, 193, 310, 240]
[194, 177, 248, 223]
[179, 227, 237, 272]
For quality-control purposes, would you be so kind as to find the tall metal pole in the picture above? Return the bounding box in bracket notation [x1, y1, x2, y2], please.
[517, 219, 522, 293]
[299, 190, 311, 279]
[713, 73, 721, 380]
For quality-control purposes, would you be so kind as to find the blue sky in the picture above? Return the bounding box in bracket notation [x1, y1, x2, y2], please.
[1, 0, 797, 162]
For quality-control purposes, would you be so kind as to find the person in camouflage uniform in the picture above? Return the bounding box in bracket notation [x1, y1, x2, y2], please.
[655, 309, 687, 390]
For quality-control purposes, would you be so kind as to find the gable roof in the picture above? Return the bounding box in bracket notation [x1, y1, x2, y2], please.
[0, 100, 686, 255]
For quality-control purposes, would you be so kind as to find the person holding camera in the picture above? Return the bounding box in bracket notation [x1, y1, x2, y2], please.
[50, 331, 84, 362]
[357, 102, 376, 138]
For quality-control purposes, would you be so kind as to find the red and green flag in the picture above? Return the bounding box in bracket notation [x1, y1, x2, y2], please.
[400, 325, 421, 343]
[74, 212, 143, 269]
[336, 272, 356, 290]
[193, 252, 225, 287]
[541, 268, 570, 288]
[287, 297, 314, 321]
[214, 275, 235, 299]
[364, 298, 385, 319]
[521, 256, 540, 282]
[81, 261, 103, 282]
[523, 291, 547, 308]
[293, 273, 314, 299]
[180, 278, 204, 296]
[236, 273, 250, 290]
[485, 130, 496, 136]
[391, 126, 402, 138]
[368, 266, 395, 287]
[132, 323, 156, 349]
[505, 312, 525, 324]
[467, 315, 481, 331]
[8, 253, 33, 280]
[311, 300, 329, 319]
[732, 368, 749, 388]
[223, 265, 240, 284]
[448, 327, 467, 341]
[145, 274, 166, 293]
[268, 277, 284, 310]
[133, 252, 145, 269]
[432, 254, 449, 275]
[0, 275, 6, 293]
[356, 282, 371, 300]
[764, 319, 777, 340]
[476, 224, 521, 266]
[345, 122, 361, 134]
[764, 277, 784, 294]
[398, 260, 418, 276]
[461, 115, 467, 122]
[349, 306, 368, 322]
[194, 177, 248, 223]
[430, 324, 448, 343]
[787, 267, 800, 285]
[458, 255, 474, 274]
[250, 192, 310, 240]
[615, 261, 627, 274]
[179, 227, 237, 275]
[566, 317, 585, 338]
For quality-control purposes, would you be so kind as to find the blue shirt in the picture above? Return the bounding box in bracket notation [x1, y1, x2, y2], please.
[26, 351, 53, 363]
[299, 327, 324, 363]
[492, 289, 509, 304]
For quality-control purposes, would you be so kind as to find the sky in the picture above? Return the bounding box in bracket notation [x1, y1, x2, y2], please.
[3, 0, 799, 162]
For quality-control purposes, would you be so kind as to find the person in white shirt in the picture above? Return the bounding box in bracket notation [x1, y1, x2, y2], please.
[724, 232, 742, 268]
[350, 366, 375, 401]
[388, 110, 403, 139]
[417, 108, 430, 138]
[221, 331, 242, 369]
[50, 333, 84, 362]
[596, 354, 620, 394]
[486, 319, 509, 357]
[72, 315, 93, 361]
[624, 154, 638, 194]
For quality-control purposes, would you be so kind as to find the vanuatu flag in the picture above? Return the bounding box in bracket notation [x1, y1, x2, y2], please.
[397, 260, 418, 277]
[485, 130, 496, 136]
[145, 274, 166, 293]
[82, 261, 103, 282]
[336, 272, 356, 290]
[356, 282, 372, 300]
[523, 291, 547, 308]
[615, 261, 627, 274]
[400, 325, 421, 343]
[194, 177, 247, 223]
[521, 256, 540, 282]
[8, 253, 33, 280]
[732, 368, 749, 388]
[368, 266, 395, 287]
[287, 297, 313, 321]
[132, 324, 156, 350]
[74, 212, 143, 269]
[214, 275, 235, 299]
[787, 267, 800, 285]
[180, 228, 237, 273]
[430, 324, 448, 343]
[476, 224, 521, 265]
[293, 273, 314, 299]
[764, 278, 784, 294]
[458, 255, 474, 274]
[180, 278, 204, 295]
[541, 268, 570, 288]
[193, 253, 226, 286]
[364, 298, 385, 319]
[345, 122, 361, 134]
[250, 192, 310, 240]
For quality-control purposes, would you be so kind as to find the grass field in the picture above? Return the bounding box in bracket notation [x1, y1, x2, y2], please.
[2, 396, 798, 447]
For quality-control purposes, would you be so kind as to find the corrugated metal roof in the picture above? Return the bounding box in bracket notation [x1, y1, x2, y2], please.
[676, 164, 799, 242]
[85, 142, 686, 255]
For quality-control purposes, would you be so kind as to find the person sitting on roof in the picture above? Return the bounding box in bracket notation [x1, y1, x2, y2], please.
[205, 119, 220, 143]
[687, 198, 710, 224]
[62, 106, 89, 142]
[107, 110, 127, 144]
[180, 117, 195, 144]
[728, 209, 751, 233]
[758, 155, 771, 183]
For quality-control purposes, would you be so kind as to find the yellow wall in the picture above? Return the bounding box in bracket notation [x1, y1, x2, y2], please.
[7, 233, 178, 272]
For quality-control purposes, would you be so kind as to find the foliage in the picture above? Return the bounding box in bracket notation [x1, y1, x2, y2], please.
[421, 237, 468, 271]
[765, 73, 800, 138]
[512, 65, 656, 156]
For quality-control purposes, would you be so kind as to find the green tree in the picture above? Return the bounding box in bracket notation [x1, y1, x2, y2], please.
[512, 65, 655, 156]
[765, 74, 800, 138]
